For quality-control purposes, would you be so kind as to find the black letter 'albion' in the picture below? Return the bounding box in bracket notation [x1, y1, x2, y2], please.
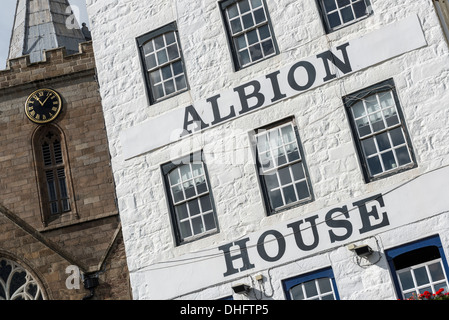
[183, 105, 209, 135]
[234, 80, 265, 115]
[316, 42, 352, 82]
[287, 61, 317, 92]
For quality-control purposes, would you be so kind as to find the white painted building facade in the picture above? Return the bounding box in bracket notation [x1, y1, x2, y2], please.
[86, 0, 449, 300]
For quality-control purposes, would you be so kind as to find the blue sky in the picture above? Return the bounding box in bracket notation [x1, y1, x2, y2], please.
[0, 0, 89, 69]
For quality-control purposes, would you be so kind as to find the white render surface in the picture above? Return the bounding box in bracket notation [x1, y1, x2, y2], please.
[86, 0, 449, 300]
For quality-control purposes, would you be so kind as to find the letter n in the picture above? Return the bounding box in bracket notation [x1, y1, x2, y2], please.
[316, 43, 352, 82]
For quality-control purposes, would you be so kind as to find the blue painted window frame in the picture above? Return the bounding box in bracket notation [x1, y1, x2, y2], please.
[385, 234, 449, 299]
[282, 267, 340, 300]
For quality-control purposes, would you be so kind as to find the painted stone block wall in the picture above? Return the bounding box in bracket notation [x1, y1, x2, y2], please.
[86, 0, 449, 299]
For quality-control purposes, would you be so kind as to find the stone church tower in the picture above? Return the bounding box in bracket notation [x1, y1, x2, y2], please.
[0, 0, 131, 300]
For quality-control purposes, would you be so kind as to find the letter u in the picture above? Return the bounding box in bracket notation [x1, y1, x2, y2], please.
[287, 215, 320, 251]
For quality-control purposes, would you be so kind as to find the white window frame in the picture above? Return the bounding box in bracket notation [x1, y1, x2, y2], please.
[220, 0, 278, 70]
[319, 0, 372, 32]
[162, 152, 218, 245]
[344, 79, 416, 182]
[254, 119, 313, 215]
[137, 22, 189, 104]
[397, 258, 449, 300]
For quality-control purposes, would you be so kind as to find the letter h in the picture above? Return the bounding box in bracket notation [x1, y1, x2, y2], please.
[219, 238, 255, 277]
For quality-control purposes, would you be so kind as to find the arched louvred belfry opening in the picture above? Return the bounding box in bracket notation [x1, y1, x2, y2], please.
[32, 124, 77, 226]
[0, 257, 46, 300]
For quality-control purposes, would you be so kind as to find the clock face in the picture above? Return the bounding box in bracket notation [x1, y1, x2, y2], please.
[25, 88, 63, 124]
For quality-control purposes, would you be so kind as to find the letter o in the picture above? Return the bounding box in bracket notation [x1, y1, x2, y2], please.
[287, 61, 317, 91]
[257, 230, 286, 262]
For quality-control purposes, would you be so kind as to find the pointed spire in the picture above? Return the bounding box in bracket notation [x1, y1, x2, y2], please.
[8, 0, 88, 63]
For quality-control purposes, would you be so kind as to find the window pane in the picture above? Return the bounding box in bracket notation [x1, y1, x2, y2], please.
[161, 65, 172, 80]
[328, 12, 341, 29]
[414, 266, 430, 286]
[167, 44, 180, 60]
[362, 137, 377, 157]
[429, 262, 445, 282]
[396, 146, 411, 166]
[254, 8, 266, 24]
[200, 195, 212, 212]
[195, 177, 208, 194]
[356, 117, 371, 137]
[269, 189, 283, 209]
[278, 167, 292, 185]
[238, 50, 251, 66]
[262, 39, 274, 56]
[192, 217, 204, 235]
[381, 151, 396, 171]
[175, 203, 189, 220]
[365, 95, 379, 113]
[235, 35, 247, 50]
[165, 32, 176, 45]
[188, 199, 201, 217]
[164, 80, 175, 95]
[145, 54, 157, 70]
[249, 44, 263, 61]
[251, 0, 263, 8]
[367, 156, 382, 176]
[172, 60, 184, 76]
[204, 213, 216, 231]
[184, 182, 196, 199]
[228, 4, 239, 18]
[275, 148, 287, 166]
[242, 13, 255, 29]
[150, 70, 161, 84]
[286, 143, 300, 162]
[230, 19, 243, 34]
[175, 75, 187, 91]
[370, 112, 385, 132]
[341, 6, 354, 23]
[247, 29, 259, 45]
[239, 0, 251, 13]
[353, 0, 367, 18]
[180, 164, 192, 181]
[379, 91, 393, 108]
[156, 49, 168, 65]
[264, 173, 279, 190]
[398, 270, 414, 291]
[152, 84, 164, 100]
[323, 0, 337, 12]
[291, 163, 305, 181]
[337, 0, 350, 7]
[283, 185, 297, 204]
[385, 108, 399, 127]
[172, 184, 184, 203]
[259, 24, 271, 40]
[376, 132, 391, 151]
[154, 35, 165, 49]
[352, 101, 366, 118]
[290, 285, 304, 300]
[143, 41, 154, 54]
[296, 181, 310, 200]
[180, 221, 192, 239]
[318, 278, 332, 293]
[304, 281, 318, 297]
[390, 127, 405, 146]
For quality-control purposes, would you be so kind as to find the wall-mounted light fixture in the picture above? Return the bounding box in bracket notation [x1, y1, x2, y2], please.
[232, 283, 251, 295]
[348, 244, 373, 258]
